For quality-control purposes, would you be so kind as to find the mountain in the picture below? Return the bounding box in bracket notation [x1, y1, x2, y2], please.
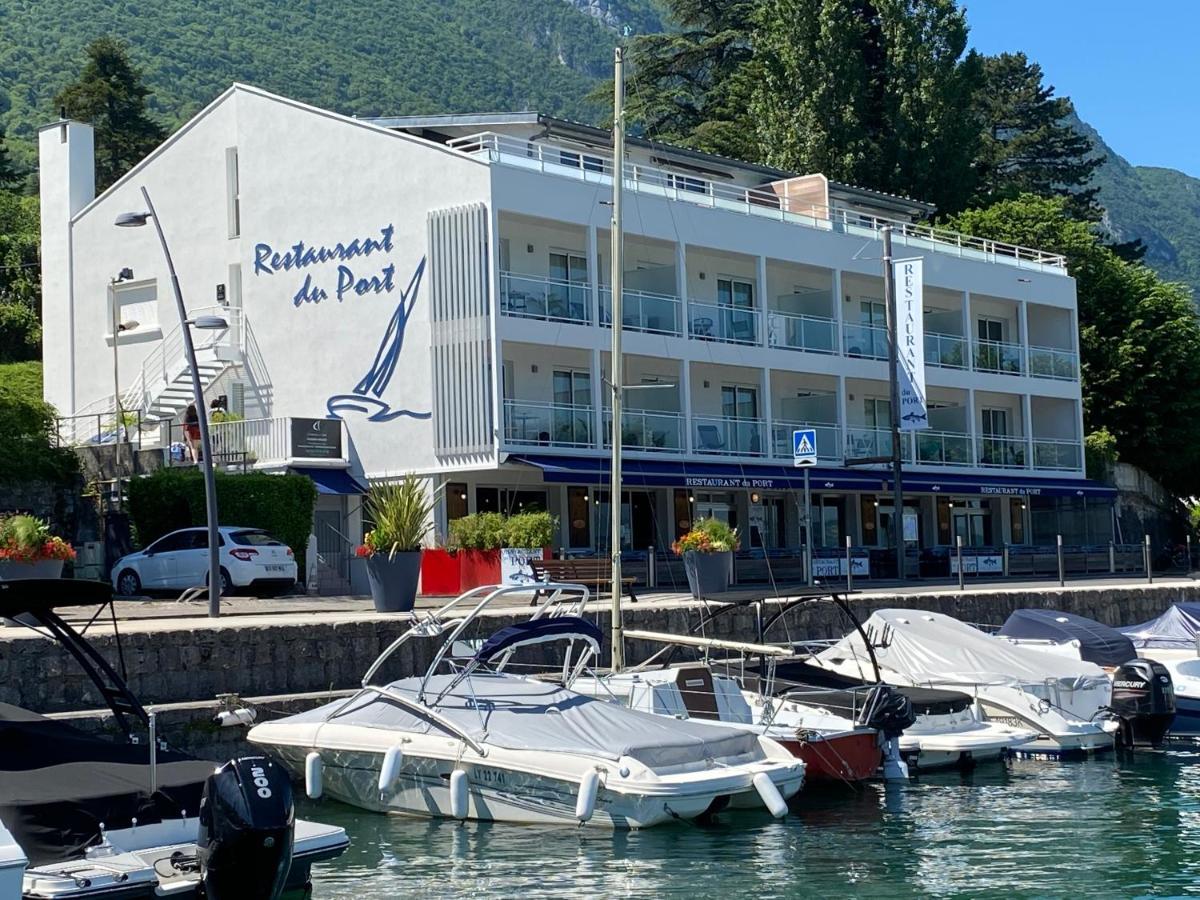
[0, 0, 659, 170]
[1080, 119, 1200, 300]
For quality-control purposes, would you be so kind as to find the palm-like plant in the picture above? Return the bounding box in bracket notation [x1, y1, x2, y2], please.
[361, 474, 432, 557]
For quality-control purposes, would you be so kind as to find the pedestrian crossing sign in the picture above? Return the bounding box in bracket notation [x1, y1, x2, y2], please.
[793, 428, 817, 467]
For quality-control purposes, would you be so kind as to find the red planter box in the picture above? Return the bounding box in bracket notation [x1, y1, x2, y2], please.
[459, 549, 502, 590]
[419, 548, 462, 596]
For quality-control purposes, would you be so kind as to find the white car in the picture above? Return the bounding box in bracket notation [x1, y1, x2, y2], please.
[112, 526, 298, 596]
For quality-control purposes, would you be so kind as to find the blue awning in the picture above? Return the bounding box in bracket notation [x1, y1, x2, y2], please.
[292, 466, 369, 495]
[510, 454, 1115, 498]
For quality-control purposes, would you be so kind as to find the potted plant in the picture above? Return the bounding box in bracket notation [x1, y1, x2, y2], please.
[501, 511, 556, 585]
[356, 474, 432, 612]
[419, 534, 461, 597]
[672, 517, 739, 599]
[449, 512, 506, 589]
[0, 515, 76, 580]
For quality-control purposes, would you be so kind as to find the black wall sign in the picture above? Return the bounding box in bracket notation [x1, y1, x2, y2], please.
[291, 418, 343, 459]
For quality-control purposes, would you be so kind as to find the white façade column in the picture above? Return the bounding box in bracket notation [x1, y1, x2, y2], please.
[587, 224, 599, 325]
[962, 290, 972, 371]
[757, 254, 769, 348]
[1022, 392, 1034, 470]
[681, 359, 694, 454]
[1018, 299, 1029, 375]
[761, 366, 773, 458]
[590, 348, 603, 450]
[676, 241, 688, 333]
[967, 386, 979, 467]
[832, 268, 844, 356]
[837, 374, 849, 461]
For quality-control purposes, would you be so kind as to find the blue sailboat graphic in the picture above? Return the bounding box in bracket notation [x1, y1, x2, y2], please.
[326, 257, 432, 422]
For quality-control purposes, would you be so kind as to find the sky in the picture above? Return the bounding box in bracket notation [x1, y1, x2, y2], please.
[964, 0, 1199, 177]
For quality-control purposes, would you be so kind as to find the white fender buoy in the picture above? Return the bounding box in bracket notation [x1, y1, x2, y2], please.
[305, 752, 323, 799]
[575, 769, 600, 823]
[378, 745, 405, 795]
[753, 772, 788, 819]
[449, 769, 469, 820]
[881, 737, 910, 781]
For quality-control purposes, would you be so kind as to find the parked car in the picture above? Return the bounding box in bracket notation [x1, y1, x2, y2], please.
[112, 526, 297, 596]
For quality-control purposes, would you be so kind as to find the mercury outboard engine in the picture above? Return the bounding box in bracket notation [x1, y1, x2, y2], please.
[1109, 659, 1176, 748]
[858, 684, 916, 780]
[197, 756, 295, 900]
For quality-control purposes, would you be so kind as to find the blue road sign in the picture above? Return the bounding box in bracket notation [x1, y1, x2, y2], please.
[793, 428, 818, 467]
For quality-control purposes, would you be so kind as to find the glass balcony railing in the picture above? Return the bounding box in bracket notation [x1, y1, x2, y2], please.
[602, 409, 685, 452]
[925, 332, 968, 369]
[1033, 439, 1083, 471]
[771, 421, 841, 460]
[688, 301, 760, 345]
[843, 323, 889, 360]
[978, 434, 1028, 468]
[1028, 345, 1079, 381]
[914, 430, 973, 466]
[844, 426, 913, 462]
[500, 272, 591, 325]
[503, 399, 593, 447]
[694, 415, 766, 456]
[767, 311, 837, 354]
[974, 338, 1025, 375]
[599, 287, 683, 336]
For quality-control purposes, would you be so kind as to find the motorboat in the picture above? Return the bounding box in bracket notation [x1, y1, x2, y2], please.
[814, 609, 1118, 758]
[997, 608, 1175, 746]
[1119, 603, 1200, 736]
[248, 584, 806, 828]
[0, 579, 349, 900]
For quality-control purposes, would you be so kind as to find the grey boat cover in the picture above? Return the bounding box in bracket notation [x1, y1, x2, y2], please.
[999, 609, 1137, 667]
[1120, 603, 1200, 650]
[284, 673, 760, 768]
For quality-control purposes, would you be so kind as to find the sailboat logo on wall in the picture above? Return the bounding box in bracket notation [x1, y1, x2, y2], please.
[326, 257, 431, 422]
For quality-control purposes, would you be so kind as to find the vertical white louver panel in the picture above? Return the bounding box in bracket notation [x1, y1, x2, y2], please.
[429, 203, 493, 458]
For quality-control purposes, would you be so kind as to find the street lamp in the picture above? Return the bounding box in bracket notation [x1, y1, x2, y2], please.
[116, 186, 224, 618]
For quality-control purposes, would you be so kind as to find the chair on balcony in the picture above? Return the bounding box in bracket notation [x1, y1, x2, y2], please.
[692, 317, 714, 338]
[730, 317, 755, 343]
[696, 424, 726, 452]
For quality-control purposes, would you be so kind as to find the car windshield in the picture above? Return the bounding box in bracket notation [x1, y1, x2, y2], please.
[231, 530, 283, 546]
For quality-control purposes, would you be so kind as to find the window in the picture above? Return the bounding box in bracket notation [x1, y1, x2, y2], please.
[860, 299, 887, 326]
[109, 279, 159, 338]
[475, 488, 547, 516]
[1009, 498, 1027, 544]
[568, 486, 591, 548]
[549, 251, 587, 284]
[721, 385, 758, 419]
[225, 147, 240, 239]
[559, 150, 604, 173]
[978, 317, 1004, 343]
[981, 408, 1009, 436]
[864, 397, 891, 428]
[148, 531, 194, 554]
[446, 482, 468, 522]
[231, 530, 283, 546]
[667, 172, 707, 194]
[553, 370, 591, 408]
[717, 277, 754, 309]
[548, 251, 588, 320]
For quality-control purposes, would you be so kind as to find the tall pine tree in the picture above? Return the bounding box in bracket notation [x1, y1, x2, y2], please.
[53, 37, 166, 192]
[0, 129, 18, 190]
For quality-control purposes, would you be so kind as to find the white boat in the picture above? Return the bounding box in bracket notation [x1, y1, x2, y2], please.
[1119, 603, 1200, 736]
[815, 609, 1117, 758]
[249, 584, 805, 828]
[0, 821, 25, 900]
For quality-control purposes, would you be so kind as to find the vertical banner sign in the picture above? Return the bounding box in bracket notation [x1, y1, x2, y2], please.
[895, 258, 928, 430]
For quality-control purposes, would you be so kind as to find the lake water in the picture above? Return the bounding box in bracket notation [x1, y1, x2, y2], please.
[298, 748, 1200, 898]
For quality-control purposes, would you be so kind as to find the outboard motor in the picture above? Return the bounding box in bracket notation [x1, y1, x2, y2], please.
[197, 756, 295, 900]
[858, 684, 916, 780]
[1109, 659, 1176, 748]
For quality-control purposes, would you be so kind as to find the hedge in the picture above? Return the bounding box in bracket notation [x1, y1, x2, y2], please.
[0, 361, 79, 484]
[127, 468, 317, 572]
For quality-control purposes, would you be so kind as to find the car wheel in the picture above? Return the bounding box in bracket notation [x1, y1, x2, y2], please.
[116, 569, 141, 597]
[204, 567, 234, 596]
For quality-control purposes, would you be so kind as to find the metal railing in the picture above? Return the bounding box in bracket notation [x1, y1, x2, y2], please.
[694, 415, 766, 456]
[500, 271, 591, 325]
[771, 420, 841, 460]
[451, 133, 1068, 272]
[687, 300, 760, 345]
[599, 286, 683, 336]
[766, 311, 837, 354]
[1028, 345, 1079, 381]
[1033, 438, 1083, 471]
[914, 430, 973, 466]
[924, 332, 968, 369]
[845, 426, 913, 462]
[974, 337, 1025, 375]
[503, 399, 593, 447]
[843, 322, 889, 360]
[978, 434, 1028, 468]
[55, 410, 144, 449]
[602, 409, 685, 452]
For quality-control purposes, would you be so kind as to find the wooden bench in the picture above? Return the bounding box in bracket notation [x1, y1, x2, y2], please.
[528, 558, 638, 605]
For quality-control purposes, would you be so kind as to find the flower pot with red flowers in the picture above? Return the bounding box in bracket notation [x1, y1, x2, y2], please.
[0, 514, 75, 581]
[357, 474, 432, 613]
[672, 517, 738, 599]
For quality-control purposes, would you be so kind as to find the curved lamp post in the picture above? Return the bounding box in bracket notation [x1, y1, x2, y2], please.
[116, 188, 227, 617]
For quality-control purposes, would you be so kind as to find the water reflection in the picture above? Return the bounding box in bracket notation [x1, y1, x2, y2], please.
[299, 753, 1200, 898]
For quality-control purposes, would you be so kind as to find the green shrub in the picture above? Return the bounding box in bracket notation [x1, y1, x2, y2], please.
[0, 361, 78, 484]
[362, 474, 431, 554]
[1085, 428, 1119, 482]
[503, 511, 555, 548]
[127, 468, 317, 570]
[0, 303, 41, 363]
[448, 512, 506, 550]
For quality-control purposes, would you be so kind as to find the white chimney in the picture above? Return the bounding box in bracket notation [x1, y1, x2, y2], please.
[38, 120, 95, 414]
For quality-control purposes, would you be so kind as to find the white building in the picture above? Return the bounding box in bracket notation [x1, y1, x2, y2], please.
[40, 84, 1114, 584]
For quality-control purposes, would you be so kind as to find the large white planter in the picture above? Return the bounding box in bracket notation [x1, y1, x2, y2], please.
[0, 559, 64, 581]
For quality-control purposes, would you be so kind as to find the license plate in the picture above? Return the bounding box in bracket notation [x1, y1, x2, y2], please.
[265, 564, 288, 572]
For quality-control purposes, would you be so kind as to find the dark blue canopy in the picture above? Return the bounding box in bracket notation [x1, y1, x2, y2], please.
[1120, 603, 1200, 651]
[999, 608, 1136, 667]
[475, 617, 602, 663]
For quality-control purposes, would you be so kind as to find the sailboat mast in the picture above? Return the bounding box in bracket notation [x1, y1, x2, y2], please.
[610, 46, 625, 673]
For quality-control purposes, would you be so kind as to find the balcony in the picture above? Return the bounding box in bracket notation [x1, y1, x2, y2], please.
[1028, 345, 1079, 381]
[978, 434, 1028, 468]
[502, 399, 593, 447]
[925, 332, 968, 370]
[771, 421, 841, 461]
[767, 311, 837, 354]
[599, 287, 683, 336]
[845, 426, 913, 463]
[914, 430, 973, 466]
[1033, 439, 1082, 471]
[844, 323, 889, 360]
[688, 301, 760, 345]
[694, 415, 766, 456]
[603, 409, 686, 452]
[974, 338, 1025, 376]
[500, 272, 591, 325]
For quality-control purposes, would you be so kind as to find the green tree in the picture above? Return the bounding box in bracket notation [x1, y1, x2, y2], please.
[0, 191, 40, 309]
[0, 129, 19, 190]
[52, 37, 166, 192]
[970, 53, 1101, 217]
[952, 195, 1200, 494]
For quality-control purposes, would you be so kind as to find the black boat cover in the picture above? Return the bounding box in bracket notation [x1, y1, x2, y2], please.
[0, 703, 213, 865]
[999, 608, 1136, 667]
[769, 660, 973, 715]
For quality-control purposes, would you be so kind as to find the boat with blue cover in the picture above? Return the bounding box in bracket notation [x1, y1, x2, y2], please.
[1119, 604, 1200, 736]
